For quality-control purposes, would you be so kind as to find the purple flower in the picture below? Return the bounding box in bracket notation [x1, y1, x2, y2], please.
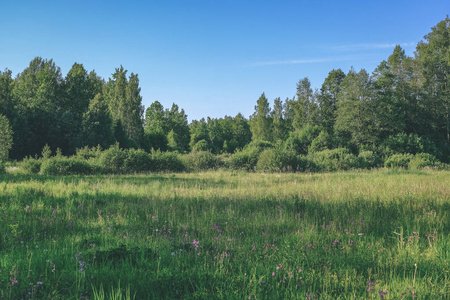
[37, 281, 43, 285]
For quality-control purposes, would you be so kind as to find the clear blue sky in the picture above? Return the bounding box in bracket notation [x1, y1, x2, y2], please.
[1, 0, 448, 121]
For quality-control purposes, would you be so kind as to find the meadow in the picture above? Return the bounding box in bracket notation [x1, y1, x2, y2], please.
[0, 169, 449, 299]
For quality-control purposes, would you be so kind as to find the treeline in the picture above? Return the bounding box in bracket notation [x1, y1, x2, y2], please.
[1, 17, 449, 171]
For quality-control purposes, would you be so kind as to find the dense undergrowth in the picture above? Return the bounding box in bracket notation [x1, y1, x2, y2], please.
[0, 170, 449, 299]
[13, 141, 449, 176]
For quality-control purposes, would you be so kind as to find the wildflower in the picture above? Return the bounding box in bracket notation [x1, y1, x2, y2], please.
[37, 281, 43, 285]
[272, 272, 275, 276]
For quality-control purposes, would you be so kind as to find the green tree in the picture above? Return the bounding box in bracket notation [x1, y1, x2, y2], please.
[271, 97, 288, 141]
[165, 104, 190, 152]
[416, 16, 450, 144]
[335, 68, 376, 148]
[0, 69, 15, 119]
[144, 101, 168, 151]
[249, 93, 272, 141]
[190, 118, 211, 151]
[12, 57, 63, 158]
[0, 114, 13, 161]
[287, 77, 320, 131]
[106, 66, 144, 147]
[81, 93, 114, 149]
[318, 69, 346, 134]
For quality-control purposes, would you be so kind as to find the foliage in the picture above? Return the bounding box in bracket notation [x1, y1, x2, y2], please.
[382, 133, 440, 158]
[183, 151, 222, 171]
[384, 153, 414, 168]
[309, 148, 359, 172]
[75, 145, 103, 160]
[99, 143, 127, 174]
[20, 156, 42, 174]
[408, 153, 439, 170]
[0, 114, 13, 161]
[40, 156, 93, 175]
[123, 148, 153, 173]
[284, 125, 322, 155]
[150, 150, 186, 172]
[357, 150, 382, 169]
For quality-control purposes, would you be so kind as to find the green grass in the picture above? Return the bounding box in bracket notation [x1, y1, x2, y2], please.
[0, 169, 449, 299]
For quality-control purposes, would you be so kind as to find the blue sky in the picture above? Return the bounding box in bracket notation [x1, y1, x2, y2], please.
[1, 1, 448, 121]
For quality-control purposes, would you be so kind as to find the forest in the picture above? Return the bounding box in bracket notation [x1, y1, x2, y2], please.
[0, 17, 449, 173]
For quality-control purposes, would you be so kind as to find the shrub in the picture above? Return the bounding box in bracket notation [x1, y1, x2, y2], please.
[309, 148, 359, 172]
[227, 141, 273, 171]
[75, 145, 103, 160]
[256, 147, 312, 172]
[191, 140, 210, 152]
[382, 133, 439, 157]
[357, 151, 382, 169]
[183, 151, 222, 171]
[284, 125, 321, 155]
[123, 149, 153, 173]
[308, 130, 332, 153]
[384, 153, 414, 168]
[99, 144, 127, 174]
[21, 157, 42, 174]
[408, 153, 439, 170]
[227, 147, 261, 171]
[151, 150, 186, 172]
[256, 148, 277, 172]
[40, 157, 93, 175]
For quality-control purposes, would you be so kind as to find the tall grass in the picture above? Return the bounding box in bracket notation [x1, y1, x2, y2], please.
[0, 169, 448, 299]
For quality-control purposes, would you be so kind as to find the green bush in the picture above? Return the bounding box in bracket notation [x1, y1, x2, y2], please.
[227, 147, 261, 171]
[308, 130, 332, 153]
[384, 153, 414, 168]
[21, 157, 42, 174]
[284, 125, 321, 155]
[256, 148, 277, 172]
[99, 144, 127, 174]
[123, 148, 153, 173]
[183, 151, 222, 171]
[408, 153, 439, 170]
[75, 145, 103, 160]
[357, 151, 382, 169]
[151, 150, 186, 172]
[309, 148, 359, 172]
[40, 157, 93, 175]
[227, 140, 273, 171]
[256, 147, 313, 172]
[382, 133, 440, 158]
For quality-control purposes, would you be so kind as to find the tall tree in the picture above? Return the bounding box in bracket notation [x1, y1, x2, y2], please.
[249, 93, 272, 141]
[106, 66, 144, 147]
[335, 68, 376, 147]
[318, 69, 346, 134]
[271, 97, 288, 141]
[0, 69, 15, 120]
[81, 93, 114, 149]
[415, 16, 450, 145]
[12, 57, 63, 158]
[0, 114, 13, 161]
[372, 46, 421, 140]
[165, 103, 190, 151]
[144, 101, 167, 151]
[287, 77, 320, 131]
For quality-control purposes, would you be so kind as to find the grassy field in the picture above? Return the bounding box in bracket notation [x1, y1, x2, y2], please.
[0, 169, 449, 299]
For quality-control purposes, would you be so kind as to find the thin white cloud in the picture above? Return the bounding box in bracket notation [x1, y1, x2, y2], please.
[333, 42, 416, 51]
